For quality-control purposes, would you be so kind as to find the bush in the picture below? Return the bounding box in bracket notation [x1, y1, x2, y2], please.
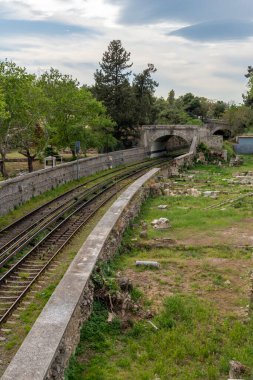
[223, 141, 235, 160]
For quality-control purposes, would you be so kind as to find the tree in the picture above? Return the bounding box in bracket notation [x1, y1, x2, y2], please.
[39, 68, 115, 157]
[179, 93, 202, 118]
[167, 89, 175, 105]
[132, 63, 158, 125]
[12, 81, 49, 172]
[243, 66, 253, 107]
[0, 60, 40, 176]
[93, 40, 135, 146]
[0, 88, 10, 177]
[212, 100, 227, 118]
[154, 90, 221, 126]
[223, 104, 253, 133]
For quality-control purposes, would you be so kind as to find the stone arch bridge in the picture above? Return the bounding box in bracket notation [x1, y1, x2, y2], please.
[140, 122, 232, 157]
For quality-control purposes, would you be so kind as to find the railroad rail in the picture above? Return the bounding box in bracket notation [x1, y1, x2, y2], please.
[0, 158, 152, 256]
[0, 157, 169, 325]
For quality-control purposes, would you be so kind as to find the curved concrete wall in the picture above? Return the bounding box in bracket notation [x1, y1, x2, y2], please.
[0, 148, 147, 216]
[1, 168, 159, 380]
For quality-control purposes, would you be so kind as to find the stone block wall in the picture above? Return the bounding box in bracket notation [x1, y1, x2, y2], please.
[0, 148, 147, 216]
[160, 137, 197, 178]
[199, 135, 223, 150]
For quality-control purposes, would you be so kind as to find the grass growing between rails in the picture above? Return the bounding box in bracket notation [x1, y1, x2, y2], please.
[67, 155, 253, 379]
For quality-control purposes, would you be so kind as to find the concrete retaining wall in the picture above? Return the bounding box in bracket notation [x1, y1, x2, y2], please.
[1, 168, 159, 380]
[0, 148, 147, 216]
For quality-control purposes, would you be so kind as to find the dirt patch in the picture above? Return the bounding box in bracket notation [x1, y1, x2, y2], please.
[123, 256, 252, 319]
[180, 219, 253, 247]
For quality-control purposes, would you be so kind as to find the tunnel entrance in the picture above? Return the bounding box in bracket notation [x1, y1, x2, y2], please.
[213, 129, 231, 140]
[150, 135, 190, 158]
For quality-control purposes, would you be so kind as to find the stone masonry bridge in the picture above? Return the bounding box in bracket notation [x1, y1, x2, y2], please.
[140, 121, 232, 157]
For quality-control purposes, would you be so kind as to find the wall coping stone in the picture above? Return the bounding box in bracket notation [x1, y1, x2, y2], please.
[1, 168, 159, 380]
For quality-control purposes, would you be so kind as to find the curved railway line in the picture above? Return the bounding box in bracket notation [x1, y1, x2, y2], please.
[0, 158, 153, 258]
[0, 157, 171, 325]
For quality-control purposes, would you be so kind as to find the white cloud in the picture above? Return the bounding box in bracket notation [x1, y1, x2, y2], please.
[0, 0, 251, 103]
[0, 0, 120, 26]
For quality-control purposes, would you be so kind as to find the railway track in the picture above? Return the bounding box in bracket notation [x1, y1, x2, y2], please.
[0, 157, 169, 325]
[0, 158, 169, 270]
[0, 158, 153, 257]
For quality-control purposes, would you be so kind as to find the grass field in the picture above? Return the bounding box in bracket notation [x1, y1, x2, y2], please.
[66, 155, 253, 380]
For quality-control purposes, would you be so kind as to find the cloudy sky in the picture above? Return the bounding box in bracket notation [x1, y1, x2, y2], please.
[0, 0, 253, 103]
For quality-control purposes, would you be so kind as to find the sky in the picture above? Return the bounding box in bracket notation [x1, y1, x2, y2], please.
[0, 0, 253, 103]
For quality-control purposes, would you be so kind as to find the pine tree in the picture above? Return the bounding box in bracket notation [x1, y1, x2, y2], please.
[93, 40, 135, 147]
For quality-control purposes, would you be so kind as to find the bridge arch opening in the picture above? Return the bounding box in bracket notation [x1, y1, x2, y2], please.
[150, 134, 190, 158]
[213, 129, 231, 140]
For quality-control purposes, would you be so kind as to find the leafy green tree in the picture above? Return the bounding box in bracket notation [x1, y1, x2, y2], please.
[0, 88, 10, 177]
[12, 81, 49, 172]
[155, 93, 193, 125]
[39, 68, 115, 157]
[179, 93, 202, 118]
[93, 40, 135, 146]
[0, 60, 43, 176]
[132, 63, 158, 125]
[223, 104, 253, 133]
[212, 100, 227, 118]
[155, 91, 206, 125]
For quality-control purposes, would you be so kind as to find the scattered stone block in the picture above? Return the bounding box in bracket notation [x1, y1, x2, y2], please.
[203, 190, 220, 198]
[229, 360, 250, 379]
[164, 189, 173, 196]
[118, 277, 133, 292]
[151, 218, 170, 229]
[196, 152, 206, 163]
[141, 221, 148, 229]
[157, 204, 168, 209]
[139, 230, 148, 238]
[164, 188, 201, 197]
[136, 261, 160, 268]
[188, 188, 201, 197]
[230, 155, 244, 167]
[107, 312, 115, 323]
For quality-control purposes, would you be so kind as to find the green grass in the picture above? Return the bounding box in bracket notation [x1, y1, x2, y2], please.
[66, 297, 253, 380]
[66, 155, 253, 380]
[6, 151, 26, 159]
[125, 193, 253, 243]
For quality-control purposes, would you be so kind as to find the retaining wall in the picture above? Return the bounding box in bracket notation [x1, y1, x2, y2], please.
[199, 135, 223, 150]
[1, 168, 160, 380]
[0, 148, 147, 216]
